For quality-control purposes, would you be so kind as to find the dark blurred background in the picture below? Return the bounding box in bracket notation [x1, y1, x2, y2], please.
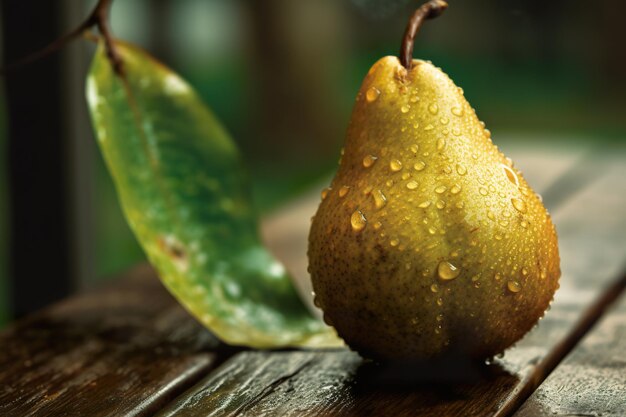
[0, 0, 624, 326]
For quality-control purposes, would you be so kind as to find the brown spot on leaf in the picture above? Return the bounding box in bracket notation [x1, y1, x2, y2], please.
[157, 236, 189, 271]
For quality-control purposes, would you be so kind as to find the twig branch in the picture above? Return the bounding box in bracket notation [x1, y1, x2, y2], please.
[91, 0, 123, 75]
[1, 0, 122, 76]
[399, 0, 448, 70]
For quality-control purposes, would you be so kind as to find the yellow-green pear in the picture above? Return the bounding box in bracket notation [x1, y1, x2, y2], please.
[308, 1, 560, 361]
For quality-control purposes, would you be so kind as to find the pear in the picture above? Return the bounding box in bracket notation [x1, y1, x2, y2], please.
[308, 2, 560, 361]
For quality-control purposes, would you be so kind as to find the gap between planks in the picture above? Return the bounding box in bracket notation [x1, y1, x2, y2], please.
[0, 266, 235, 417]
[515, 281, 626, 417]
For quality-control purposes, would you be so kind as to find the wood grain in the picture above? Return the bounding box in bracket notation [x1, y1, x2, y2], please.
[515, 289, 626, 417]
[159, 148, 626, 417]
[0, 265, 224, 417]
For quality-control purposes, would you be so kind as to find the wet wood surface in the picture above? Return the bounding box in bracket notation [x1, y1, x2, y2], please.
[1, 142, 625, 416]
[0, 266, 224, 417]
[515, 289, 626, 417]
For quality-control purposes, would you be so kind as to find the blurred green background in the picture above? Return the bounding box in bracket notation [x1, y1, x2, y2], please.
[1, 0, 625, 326]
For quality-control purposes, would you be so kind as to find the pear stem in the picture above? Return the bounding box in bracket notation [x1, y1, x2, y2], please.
[399, 0, 448, 70]
[1, 0, 122, 76]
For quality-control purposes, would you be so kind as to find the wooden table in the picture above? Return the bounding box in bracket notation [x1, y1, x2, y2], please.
[1, 140, 625, 416]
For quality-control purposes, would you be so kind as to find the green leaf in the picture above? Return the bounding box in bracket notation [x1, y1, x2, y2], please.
[86, 41, 340, 348]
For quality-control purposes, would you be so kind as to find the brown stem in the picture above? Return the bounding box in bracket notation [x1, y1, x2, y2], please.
[92, 0, 123, 75]
[399, 0, 448, 70]
[1, 0, 122, 76]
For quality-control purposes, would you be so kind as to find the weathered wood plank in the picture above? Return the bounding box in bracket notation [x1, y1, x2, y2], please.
[515, 285, 626, 417]
[159, 148, 626, 417]
[0, 265, 223, 417]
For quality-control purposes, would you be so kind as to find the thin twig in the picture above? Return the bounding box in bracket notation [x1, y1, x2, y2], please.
[399, 0, 448, 70]
[1, 0, 122, 76]
[92, 0, 123, 75]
